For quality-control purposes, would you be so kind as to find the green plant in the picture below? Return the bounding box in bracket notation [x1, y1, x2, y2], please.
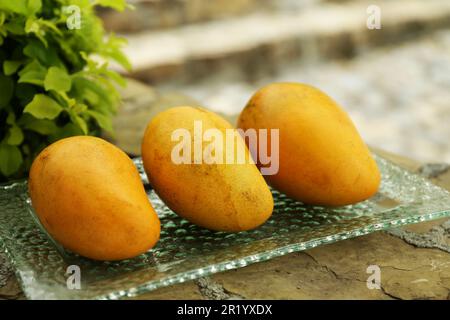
[0, 0, 130, 181]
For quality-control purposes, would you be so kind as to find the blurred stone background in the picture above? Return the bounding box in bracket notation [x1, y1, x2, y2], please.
[99, 0, 450, 163]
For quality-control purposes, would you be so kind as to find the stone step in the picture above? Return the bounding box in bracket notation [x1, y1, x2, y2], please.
[99, 0, 278, 33]
[118, 0, 450, 84]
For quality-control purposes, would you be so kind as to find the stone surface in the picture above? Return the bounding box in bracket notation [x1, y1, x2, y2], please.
[132, 281, 203, 300]
[0, 254, 21, 300]
[387, 222, 450, 253]
[195, 277, 244, 300]
[212, 249, 390, 299]
[211, 232, 450, 300]
[419, 164, 450, 179]
[100, 0, 276, 33]
[0, 253, 11, 288]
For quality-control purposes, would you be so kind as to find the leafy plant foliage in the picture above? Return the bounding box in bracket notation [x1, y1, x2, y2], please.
[0, 0, 129, 181]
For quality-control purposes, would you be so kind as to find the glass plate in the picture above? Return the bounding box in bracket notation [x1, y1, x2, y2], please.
[1, 153, 450, 300]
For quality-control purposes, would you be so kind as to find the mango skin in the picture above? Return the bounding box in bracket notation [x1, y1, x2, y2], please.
[141, 106, 273, 232]
[28, 136, 160, 261]
[238, 83, 381, 206]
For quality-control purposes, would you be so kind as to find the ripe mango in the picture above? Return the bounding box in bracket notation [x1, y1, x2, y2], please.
[141, 106, 273, 232]
[238, 83, 381, 206]
[28, 136, 160, 261]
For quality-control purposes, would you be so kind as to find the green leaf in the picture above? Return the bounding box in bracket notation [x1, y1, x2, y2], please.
[48, 123, 83, 142]
[0, 1, 28, 15]
[0, 49, 6, 63]
[99, 64, 126, 87]
[72, 76, 114, 112]
[14, 83, 37, 105]
[44, 66, 72, 92]
[72, 103, 87, 113]
[5, 19, 26, 35]
[95, 0, 127, 11]
[0, 12, 5, 26]
[25, 17, 39, 33]
[38, 19, 62, 36]
[0, 144, 23, 177]
[0, 74, 14, 108]
[102, 34, 131, 70]
[18, 114, 58, 135]
[23, 40, 62, 67]
[23, 121, 58, 135]
[68, 107, 88, 134]
[0, 0, 127, 180]
[6, 113, 15, 125]
[7, 126, 24, 145]
[72, 114, 88, 134]
[18, 60, 47, 86]
[87, 110, 113, 132]
[3, 60, 23, 75]
[26, 0, 42, 15]
[24, 94, 63, 119]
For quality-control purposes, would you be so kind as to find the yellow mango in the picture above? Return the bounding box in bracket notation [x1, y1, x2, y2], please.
[28, 136, 160, 261]
[141, 106, 273, 232]
[238, 83, 381, 206]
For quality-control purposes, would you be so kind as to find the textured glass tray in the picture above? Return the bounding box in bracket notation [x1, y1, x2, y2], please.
[1, 154, 450, 299]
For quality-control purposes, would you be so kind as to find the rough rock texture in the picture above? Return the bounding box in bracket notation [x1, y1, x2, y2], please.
[0, 254, 11, 289]
[209, 231, 450, 300]
[387, 221, 450, 253]
[419, 164, 450, 179]
[0, 254, 21, 300]
[132, 281, 203, 300]
[195, 277, 244, 300]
